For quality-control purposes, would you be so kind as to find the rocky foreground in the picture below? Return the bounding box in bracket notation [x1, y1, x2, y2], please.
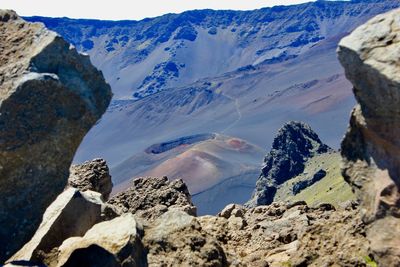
[8, 166, 369, 267]
[1, 8, 400, 267]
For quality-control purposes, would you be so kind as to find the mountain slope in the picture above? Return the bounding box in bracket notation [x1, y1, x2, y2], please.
[111, 133, 265, 215]
[73, 35, 357, 166]
[278, 151, 354, 207]
[26, 0, 399, 99]
[25, 0, 400, 214]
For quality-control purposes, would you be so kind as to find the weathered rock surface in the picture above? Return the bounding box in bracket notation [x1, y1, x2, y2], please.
[118, 198, 372, 267]
[113, 192, 371, 267]
[338, 8, 400, 266]
[247, 121, 331, 206]
[108, 176, 196, 224]
[8, 188, 117, 263]
[0, 10, 112, 261]
[143, 209, 227, 267]
[49, 214, 146, 267]
[68, 158, 113, 201]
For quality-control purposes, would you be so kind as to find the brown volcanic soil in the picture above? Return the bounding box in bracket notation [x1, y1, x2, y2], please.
[113, 134, 264, 195]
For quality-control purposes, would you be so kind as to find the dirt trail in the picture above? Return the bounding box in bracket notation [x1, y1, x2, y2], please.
[221, 94, 242, 134]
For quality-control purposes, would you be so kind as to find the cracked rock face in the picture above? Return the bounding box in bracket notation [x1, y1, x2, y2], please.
[0, 10, 112, 261]
[338, 8, 400, 266]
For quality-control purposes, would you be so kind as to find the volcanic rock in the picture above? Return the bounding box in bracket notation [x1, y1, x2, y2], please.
[9, 188, 113, 263]
[247, 121, 331, 206]
[68, 158, 113, 201]
[218, 204, 245, 219]
[143, 209, 227, 267]
[0, 10, 111, 260]
[292, 169, 327, 195]
[338, 8, 400, 265]
[200, 202, 369, 266]
[108, 176, 196, 224]
[51, 214, 146, 267]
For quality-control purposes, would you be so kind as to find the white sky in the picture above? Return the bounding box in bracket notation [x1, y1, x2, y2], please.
[2, 0, 316, 20]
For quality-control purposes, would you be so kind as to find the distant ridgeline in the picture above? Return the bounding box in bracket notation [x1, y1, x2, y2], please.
[25, 0, 399, 99]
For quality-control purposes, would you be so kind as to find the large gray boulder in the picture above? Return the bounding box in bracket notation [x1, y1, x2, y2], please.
[0, 10, 112, 261]
[338, 8, 400, 266]
[51, 214, 146, 267]
[8, 188, 114, 263]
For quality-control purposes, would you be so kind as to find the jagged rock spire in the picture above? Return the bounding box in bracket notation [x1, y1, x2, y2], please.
[247, 121, 331, 206]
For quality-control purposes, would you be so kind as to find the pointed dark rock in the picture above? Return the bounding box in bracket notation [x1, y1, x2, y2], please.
[247, 121, 331, 206]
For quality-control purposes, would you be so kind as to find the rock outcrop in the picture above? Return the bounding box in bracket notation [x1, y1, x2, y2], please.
[9, 188, 117, 263]
[338, 8, 400, 265]
[108, 176, 196, 224]
[292, 169, 326, 195]
[128, 198, 370, 266]
[143, 209, 227, 266]
[0, 10, 111, 260]
[49, 214, 146, 267]
[247, 121, 331, 206]
[68, 158, 113, 201]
